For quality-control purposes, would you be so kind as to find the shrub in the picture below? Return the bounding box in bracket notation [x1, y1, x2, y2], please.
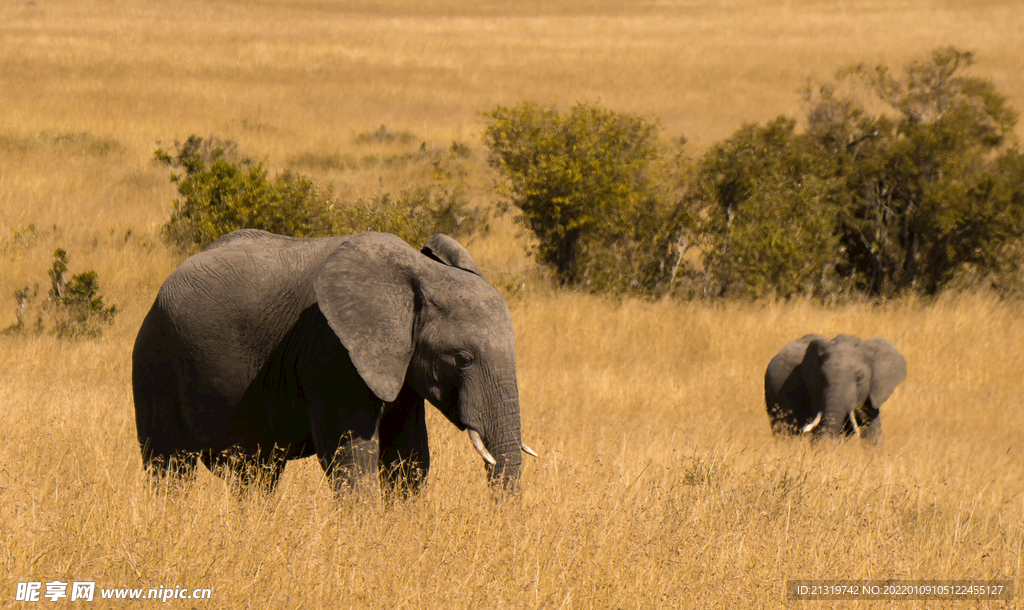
[288, 152, 359, 173]
[46, 249, 119, 339]
[483, 101, 686, 294]
[354, 125, 418, 146]
[157, 135, 486, 253]
[2, 285, 41, 337]
[335, 152, 486, 245]
[156, 136, 335, 253]
[3, 249, 118, 339]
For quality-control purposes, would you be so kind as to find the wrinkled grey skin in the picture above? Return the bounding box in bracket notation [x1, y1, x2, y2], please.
[764, 334, 906, 443]
[133, 230, 524, 493]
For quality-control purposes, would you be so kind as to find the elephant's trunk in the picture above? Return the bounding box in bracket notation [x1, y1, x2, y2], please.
[821, 383, 858, 436]
[462, 384, 523, 491]
[485, 438, 522, 491]
[456, 354, 529, 491]
[482, 396, 523, 491]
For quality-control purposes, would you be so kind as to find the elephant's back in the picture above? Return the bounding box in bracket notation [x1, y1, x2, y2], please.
[203, 229, 334, 252]
[159, 233, 346, 312]
[151, 233, 348, 395]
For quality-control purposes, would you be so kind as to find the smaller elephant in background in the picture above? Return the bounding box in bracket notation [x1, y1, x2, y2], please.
[764, 334, 906, 443]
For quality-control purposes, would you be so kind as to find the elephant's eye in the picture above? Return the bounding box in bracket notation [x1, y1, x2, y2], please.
[454, 350, 476, 369]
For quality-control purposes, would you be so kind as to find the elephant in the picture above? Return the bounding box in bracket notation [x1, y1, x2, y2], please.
[132, 229, 535, 494]
[764, 334, 906, 443]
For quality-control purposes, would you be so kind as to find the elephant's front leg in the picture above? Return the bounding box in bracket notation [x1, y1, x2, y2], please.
[297, 354, 381, 492]
[308, 391, 383, 492]
[378, 385, 430, 496]
[301, 349, 385, 492]
[200, 447, 287, 495]
[316, 431, 381, 492]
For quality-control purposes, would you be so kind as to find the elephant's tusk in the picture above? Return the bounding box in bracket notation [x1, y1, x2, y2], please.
[849, 411, 861, 437]
[521, 442, 538, 457]
[801, 412, 823, 433]
[468, 429, 496, 466]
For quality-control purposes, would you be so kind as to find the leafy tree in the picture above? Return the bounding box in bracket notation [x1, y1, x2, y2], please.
[483, 101, 686, 293]
[688, 47, 1024, 298]
[688, 117, 845, 298]
[806, 46, 1024, 296]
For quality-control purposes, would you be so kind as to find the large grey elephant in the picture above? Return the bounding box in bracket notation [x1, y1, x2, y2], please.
[764, 334, 906, 443]
[132, 229, 534, 493]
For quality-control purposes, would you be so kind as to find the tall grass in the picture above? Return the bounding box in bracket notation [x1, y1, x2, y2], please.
[2, 292, 1022, 606]
[2, 0, 1024, 607]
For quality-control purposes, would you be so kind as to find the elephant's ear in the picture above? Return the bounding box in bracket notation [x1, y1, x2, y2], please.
[863, 337, 907, 406]
[314, 233, 419, 403]
[766, 334, 827, 395]
[802, 335, 830, 375]
[421, 234, 482, 276]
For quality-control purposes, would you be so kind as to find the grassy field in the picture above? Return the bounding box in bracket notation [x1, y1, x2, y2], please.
[2, 0, 1024, 607]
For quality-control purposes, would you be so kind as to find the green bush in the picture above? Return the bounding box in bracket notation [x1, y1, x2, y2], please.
[335, 152, 486, 245]
[483, 101, 686, 294]
[46, 249, 119, 339]
[156, 135, 336, 253]
[3, 249, 118, 339]
[156, 135, 485, 253]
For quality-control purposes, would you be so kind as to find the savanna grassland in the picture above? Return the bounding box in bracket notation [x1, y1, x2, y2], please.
[2, 0, 1024, 607]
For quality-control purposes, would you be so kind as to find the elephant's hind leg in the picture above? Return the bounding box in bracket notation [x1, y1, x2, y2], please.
[135, 395, 199, 487]
[140, 444, 199, 492]
[201, 448, 287, 495]
[134, 304, 199, 487]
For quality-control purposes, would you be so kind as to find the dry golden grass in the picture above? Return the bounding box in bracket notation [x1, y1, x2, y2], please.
[2, 0, 1024, 607]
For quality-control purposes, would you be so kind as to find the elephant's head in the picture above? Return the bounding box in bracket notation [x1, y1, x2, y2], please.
[313, 232, 531, 489]
[801, 335, 906, 440]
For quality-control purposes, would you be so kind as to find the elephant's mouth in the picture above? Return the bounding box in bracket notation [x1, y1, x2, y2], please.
[802, 399, 878, 437]
[801, 410, 861, 436]
[852, 400, 878, 427]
